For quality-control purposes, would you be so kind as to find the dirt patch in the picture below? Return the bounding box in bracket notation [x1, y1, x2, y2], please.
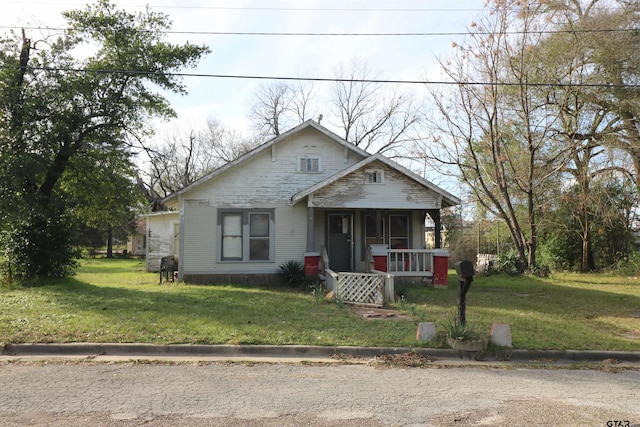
[349, 306, 414, 321]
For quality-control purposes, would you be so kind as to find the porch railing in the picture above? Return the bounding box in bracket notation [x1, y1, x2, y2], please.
[386, 249, 434, 276]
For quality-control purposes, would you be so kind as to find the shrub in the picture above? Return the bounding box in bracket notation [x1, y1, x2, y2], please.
[488, 249, 526, 275]
[278, 260, 305, 288]
[612, 251, 640, 277]
[0, 204, 79, 284]
[528, 263, 551, 278]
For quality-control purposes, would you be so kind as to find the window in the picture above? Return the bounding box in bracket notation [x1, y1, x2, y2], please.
[366, 169, 384, 184]
[299, 156, 321, 173]
[389, 214, 409, 249]
[249, 213, 270, 260]
[361, 212, 410, 260]
[221, 213, 243, 260]
[364, 214, 384, 248]
[220, 209, 274, 262]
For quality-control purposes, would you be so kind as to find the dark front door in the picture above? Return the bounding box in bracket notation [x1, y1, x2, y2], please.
[328, 213, 352, 272]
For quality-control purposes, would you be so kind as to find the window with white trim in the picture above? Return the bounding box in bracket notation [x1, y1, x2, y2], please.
[366, 169, 384, 184]
[219, 209, 274, 261]
[298, 156, 321, 173]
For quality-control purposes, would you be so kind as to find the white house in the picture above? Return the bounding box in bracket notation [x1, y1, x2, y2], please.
[146, 120, 459, 286]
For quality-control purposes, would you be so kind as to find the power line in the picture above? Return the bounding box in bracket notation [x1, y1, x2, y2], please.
[4, 64, 639, 88]
[0, 25, 636, 37]
[2, 2, 485, 13]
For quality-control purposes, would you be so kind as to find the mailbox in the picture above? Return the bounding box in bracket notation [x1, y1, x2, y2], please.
[454, 260, 475, 326]
[454, 260, 475, 282]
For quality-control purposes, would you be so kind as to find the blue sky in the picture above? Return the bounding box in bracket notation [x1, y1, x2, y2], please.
[2, 0, 486, 136]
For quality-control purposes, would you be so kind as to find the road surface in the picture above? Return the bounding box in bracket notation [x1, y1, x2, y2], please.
[0, 360, 638, 426]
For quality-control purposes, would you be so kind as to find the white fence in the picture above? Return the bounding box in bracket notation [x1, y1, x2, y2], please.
[476, 253, 497, 273]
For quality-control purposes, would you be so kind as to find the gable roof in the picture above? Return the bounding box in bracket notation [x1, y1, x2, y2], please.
[162, 119, 371, 204]
[291, 153, 460, 208]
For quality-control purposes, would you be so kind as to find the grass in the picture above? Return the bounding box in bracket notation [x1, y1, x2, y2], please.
[395, 272, 640, 351]
[0, 258, 638, 351]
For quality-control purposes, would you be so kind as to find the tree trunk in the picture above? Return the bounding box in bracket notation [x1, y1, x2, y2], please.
[581, 220, 590, 272]
[106, 226, 113, 259]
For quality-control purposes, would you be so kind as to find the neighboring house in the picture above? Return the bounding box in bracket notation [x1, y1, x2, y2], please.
[127, 218, 147, 257]
[146, 120, 460, 286]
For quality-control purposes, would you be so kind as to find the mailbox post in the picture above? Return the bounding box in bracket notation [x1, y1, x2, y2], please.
[454, 260, 475, 326]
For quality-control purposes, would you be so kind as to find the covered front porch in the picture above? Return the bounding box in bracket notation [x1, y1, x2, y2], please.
[290, 154, 459, 306]
[300, 207, 450, 307]
[316, 245, 451, 307]
[302, 207, 446, 273]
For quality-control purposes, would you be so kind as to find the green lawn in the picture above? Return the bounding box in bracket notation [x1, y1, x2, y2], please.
[0, 258, 638, 351]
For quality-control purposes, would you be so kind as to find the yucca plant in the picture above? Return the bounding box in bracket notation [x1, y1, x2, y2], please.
[278, 260, 305, 288]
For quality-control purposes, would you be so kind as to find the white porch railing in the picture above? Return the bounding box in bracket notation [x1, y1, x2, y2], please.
[386, 249, 435, 277]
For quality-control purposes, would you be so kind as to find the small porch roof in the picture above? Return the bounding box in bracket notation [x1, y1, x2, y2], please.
[290, 153, 460, 208]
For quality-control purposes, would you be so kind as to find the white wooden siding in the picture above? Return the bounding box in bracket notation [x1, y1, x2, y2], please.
[177, 129, 366, 276]
[309, 162, 440, 209]
[182, 201, 216, 273]
[181, 200, 309, 275]
[183, 128, 365, 205]
[163, 126, 440, 278]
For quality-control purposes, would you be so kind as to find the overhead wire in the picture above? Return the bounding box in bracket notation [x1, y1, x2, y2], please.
[0, 2, 486, 13]
[2, 64, 638, 88]
[1, 3, 636, 88]
[0, 25, 636, 37]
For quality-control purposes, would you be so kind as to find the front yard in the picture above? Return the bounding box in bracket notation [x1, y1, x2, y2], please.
[0, 258, 638, 351]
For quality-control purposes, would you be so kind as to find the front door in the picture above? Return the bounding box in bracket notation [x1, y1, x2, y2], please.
[328, 213, 353, 272]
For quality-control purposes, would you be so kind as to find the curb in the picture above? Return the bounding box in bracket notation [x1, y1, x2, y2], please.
[2, 343, 640, 364]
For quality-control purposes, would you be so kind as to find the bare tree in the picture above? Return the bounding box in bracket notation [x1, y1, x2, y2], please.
[249, 82, 294, 138]
[246, 60, 421, 158]
[248, 80, 318, 140]
[201, 117, 259, 164]
[289, 80, 317, 124]
[331, 59, 421, 156]
[140, 119, 258, 210]
[425, 0, 567, 268]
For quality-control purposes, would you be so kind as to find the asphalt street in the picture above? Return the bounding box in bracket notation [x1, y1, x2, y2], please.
[0, 359, 638, 426]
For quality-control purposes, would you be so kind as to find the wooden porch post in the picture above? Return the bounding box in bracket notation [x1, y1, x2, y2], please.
[427, 209, 442, 249]
[306, 206, 315, 252]
[375, 209, 383, 244]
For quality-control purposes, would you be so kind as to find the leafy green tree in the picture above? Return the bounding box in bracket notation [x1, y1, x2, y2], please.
[539, 178, 636, 271]
[60, 140, 145, 257]
[0, 0, 208, 282]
